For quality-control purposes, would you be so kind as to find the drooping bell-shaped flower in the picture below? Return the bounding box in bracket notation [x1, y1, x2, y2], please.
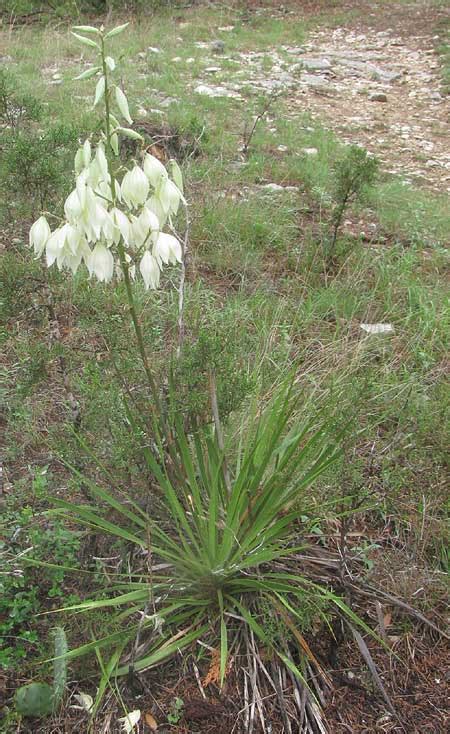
[146, 195, 168, 228]
[136, 206, 159, 246]
[89, 242, 114, 282]
[139, 250, 160, 289]
[121, 165, 149, 209]
[110, 207, 131, 245]
[157, 178, 183, 217]
[29, 216, 51, 256]
[143, 153, 168, 188]
[153, 232, 182, 265]
[64, 189, 83, 223]
[45, 226, 66, 267]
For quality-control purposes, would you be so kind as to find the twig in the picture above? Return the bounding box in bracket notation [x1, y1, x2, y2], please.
[241, 92, 280, 158]
[193, 661, 207, 700]
[176, 205, 190, 359]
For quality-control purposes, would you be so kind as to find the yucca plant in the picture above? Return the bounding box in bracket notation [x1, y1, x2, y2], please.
[49, 384, 376, 729]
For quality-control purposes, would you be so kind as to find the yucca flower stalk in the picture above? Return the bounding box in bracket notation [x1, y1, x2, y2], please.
[28, 22, 185, 403]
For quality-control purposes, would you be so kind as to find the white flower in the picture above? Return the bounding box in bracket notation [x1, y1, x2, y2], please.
[110, 207, 131, 244]
[135, 206, 159, 247]
[45, 226, 65, 266]
[143, 153, 167, 188]
[146, 195, 168, 228]
[29, 216, 51, 256]
[118, 710, 141, 733]
[88, 243, 114, 282]
[121, 165, 149, 208]
[153, 232, 182, 265]
[157, 178, 183, 217]
[45, 224, 86, 274]
[101, 210, 117, 243]
[139, 251, 160, 289]
[64, 189, 82, 223]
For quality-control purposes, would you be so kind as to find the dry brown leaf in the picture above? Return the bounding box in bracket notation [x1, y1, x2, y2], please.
[144, 711, 158, 731]
[202, 648, 220, 688]
[146, 143, 168, 163]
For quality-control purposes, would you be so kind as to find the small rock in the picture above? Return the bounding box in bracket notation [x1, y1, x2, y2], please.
[301, 74, 337, 95]
[138, 52, 146, 59]
[263, 183, 285, 192]
[301, 57, 332, 71]
[360, 323, 394, 335]
[371, 69, 402, 83]
[186, 58, 195, 64]
[261, 183, 298, 193]
[194, 84, 241, 99]
[285, 46, 306, 55]
[159, 96, 178, 108]
[218, 26, 234, 32]
[211, 40, 225, 54]
[368, 92, 387, 102]
[205, 66, 221, 74]
[137, 107, 148, 116]
[172, 57, 182, 62]
[148, 47, 162, 54]
[301, 147, 319, 156]
[277, 145, 288, 152]
[12, 238, 22, 244]
[52, 72, 62, 80]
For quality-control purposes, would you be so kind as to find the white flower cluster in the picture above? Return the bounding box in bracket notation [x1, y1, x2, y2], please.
[29, 144, 184, 289]
[29, 21, 185, 290]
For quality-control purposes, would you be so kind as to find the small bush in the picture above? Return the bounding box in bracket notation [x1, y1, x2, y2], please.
[1, 123, 82, 212]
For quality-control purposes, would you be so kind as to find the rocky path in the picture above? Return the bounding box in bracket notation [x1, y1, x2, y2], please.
[286, 25, 449, 193]
[193, 1, 449, 193]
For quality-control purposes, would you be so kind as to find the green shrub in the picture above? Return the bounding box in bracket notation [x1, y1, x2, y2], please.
[1, 123, 82, 212]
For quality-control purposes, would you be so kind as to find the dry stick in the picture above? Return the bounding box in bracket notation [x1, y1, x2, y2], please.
[242, 91, 280, 158]
[193, 662, 207, 700]
[249, 630, 267, 734]
[274, 663, 292, 734]
[243, 665, 250, 732]
[175, 205, 190, 359]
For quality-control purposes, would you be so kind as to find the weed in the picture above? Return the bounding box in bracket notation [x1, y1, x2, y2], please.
[167, 697, 184, 725]
[327, 145, 378, 261]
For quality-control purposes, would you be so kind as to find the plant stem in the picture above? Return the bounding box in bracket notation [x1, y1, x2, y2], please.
[100, 33, 161, 413]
